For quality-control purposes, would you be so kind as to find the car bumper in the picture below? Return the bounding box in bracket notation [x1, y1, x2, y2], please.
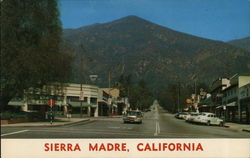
[123, 118, 142, 123]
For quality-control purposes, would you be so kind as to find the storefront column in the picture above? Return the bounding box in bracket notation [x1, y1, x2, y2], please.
[94, 106, 98, 117]
[238, 100, 241, 123]
[22, 103, 28, 112]
[87, 97, 91, 117]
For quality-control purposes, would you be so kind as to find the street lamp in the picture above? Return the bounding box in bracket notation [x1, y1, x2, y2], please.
[89, 75, 98, 83]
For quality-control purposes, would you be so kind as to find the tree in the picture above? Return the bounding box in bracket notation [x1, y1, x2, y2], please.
[0, 0, 72, 110]
[129, 79, 154, 110]
[158, 82, 210, 113]
[115, 74, 132, 98]
[115, 75, 154, 110]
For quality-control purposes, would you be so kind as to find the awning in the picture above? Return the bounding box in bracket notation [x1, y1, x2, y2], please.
[98, 100, 109, 105]
[216, 105, 223, 109]
[8, 101, 25, 106]
[68, 101, 91, 107]
[199, 105, 209, 107]
[227, 102, 236, 107]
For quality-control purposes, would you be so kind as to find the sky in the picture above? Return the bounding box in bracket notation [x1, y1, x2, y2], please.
[59, 0, 250, 42]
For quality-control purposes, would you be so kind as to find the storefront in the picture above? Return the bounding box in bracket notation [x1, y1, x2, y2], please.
[240, 97, 250, 124]
[98, 100, 109, 116]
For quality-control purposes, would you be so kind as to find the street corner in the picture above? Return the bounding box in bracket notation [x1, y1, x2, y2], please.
[0, 118, 91, 128]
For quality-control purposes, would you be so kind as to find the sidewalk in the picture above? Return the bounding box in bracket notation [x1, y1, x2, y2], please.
[224, 122, 250, 132]
[1, 117, 90, 127]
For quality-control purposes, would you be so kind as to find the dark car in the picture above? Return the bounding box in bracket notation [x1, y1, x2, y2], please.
[175, 112, 188, 119]
[123, 110, 143, 124]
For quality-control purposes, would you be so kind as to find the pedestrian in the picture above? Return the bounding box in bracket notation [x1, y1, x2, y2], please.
[45, 111, 48, 120]
[67, 105, 72, 119]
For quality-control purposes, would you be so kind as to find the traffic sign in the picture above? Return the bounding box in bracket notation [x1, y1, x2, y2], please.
[48, 99, 55, 107]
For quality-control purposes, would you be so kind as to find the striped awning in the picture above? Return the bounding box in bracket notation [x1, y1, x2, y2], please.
[227, 102, 236, 107]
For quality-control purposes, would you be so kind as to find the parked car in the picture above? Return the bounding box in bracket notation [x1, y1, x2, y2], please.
[195, 112, 224, 126]
[175, 112, 188, 119]
[123, 110, 143, 124]
[185, 113, 200, 123]
[144, 109, 151, 112]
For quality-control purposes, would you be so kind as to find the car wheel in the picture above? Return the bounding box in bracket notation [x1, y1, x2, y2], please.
[219, 122, 224, 127]
[206, 121, 210, 126]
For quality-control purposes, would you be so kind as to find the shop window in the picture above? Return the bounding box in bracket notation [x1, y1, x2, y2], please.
[67, 96, 80, 102]
[90, 98, 97, 104]
[84, 97, 88, 102]
[28, 105, 40, 111]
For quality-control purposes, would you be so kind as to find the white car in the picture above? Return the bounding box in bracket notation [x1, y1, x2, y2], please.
[123, 110, 143, 124]
[185, 113, 200, 123]
[195, 112, 224, 126]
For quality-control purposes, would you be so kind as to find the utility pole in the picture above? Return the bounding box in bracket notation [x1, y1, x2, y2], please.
[177, 82, 180, 112]
[108, 71, 111, 90]
[195, 80, 197, 98]
[108, 71, 112, 116]
[80, 46, 85, 118]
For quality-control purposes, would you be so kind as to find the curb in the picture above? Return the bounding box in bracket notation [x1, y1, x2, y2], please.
[47, 119, 91, 127]
[242, 129, 250, 132]
[223, 124, 250, 132]
[1, 119, 91, 127]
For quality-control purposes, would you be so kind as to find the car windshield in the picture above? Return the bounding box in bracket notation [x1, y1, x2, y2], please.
[127, 111, 141, 116]
[191, 114, 198, 116]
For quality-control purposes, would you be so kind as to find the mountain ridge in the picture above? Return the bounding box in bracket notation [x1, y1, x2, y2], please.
[228, 36, 250, 52]
[63, 16, 250, 89]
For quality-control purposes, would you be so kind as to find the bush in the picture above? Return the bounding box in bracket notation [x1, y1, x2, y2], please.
[0, 113, 12, 120]
[0, 112, 44, 120]
[27, 112, 44, 119]
[11, 113, 27, 118]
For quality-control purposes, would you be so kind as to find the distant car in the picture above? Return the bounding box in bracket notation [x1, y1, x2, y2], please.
[185, 113, 200, 123]
[144, 109, 151, 112]
[123, 110, 143, 124]
[195, 112, 224, 126]
[175, 112, 188, 119]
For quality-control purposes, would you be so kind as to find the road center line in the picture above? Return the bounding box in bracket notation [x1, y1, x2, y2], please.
[1, 130, 29, 137]
[157, 121, 161, 134]
[154, 121, 158, 136]
[154, 121, 160, 136]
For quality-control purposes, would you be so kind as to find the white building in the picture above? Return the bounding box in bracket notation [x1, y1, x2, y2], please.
[221, 74, 250, 122]
[8, 83, 100, 117]
[239, 83, 250, 123]
[8, 83, 130, 118]
[64, 83, 99, 117]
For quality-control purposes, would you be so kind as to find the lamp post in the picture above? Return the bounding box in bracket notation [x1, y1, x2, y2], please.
[108, 71, 113, 116]
[89, 75, 98, 84]
[79, 45, 85, 118]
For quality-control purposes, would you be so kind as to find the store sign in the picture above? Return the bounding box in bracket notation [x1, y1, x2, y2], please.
[79, 91, 84, 101]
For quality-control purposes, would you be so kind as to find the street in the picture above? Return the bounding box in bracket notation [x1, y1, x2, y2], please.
[1, 103, 249, 138]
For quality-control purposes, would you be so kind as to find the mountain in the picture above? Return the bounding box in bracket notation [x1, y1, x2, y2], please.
[228, 37, 250, 52]
[63, 15, 250, 90]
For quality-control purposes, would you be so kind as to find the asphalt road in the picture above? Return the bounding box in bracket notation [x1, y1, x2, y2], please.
[1, 104, 250, 138]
